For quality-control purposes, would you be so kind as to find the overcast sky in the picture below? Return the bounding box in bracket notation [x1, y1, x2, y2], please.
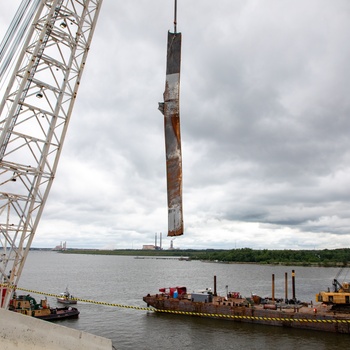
[1, 0, 350, 250]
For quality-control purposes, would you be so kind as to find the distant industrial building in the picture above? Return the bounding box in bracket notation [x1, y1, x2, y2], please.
[142, 233, 163, 250]
[52, 241, 66, 251]
[142, 245, 156, 250]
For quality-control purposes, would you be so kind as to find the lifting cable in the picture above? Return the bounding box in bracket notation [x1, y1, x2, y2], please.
[174, 0, 177, 33]
[2, 284, 350, 324]
[0, 0, 41, 83]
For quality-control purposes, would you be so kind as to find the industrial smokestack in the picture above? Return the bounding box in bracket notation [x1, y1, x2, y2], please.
[155, 233, 157, 249]
[160, 232, 162, 250]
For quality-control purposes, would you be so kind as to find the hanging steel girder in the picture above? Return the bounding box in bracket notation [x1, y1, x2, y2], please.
[159, 31, 183, 237]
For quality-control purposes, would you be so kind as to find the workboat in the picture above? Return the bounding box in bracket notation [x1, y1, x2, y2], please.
[9, 294, 79, 321]
[143, 275, 350, 334]
[57, 287, 77, 305]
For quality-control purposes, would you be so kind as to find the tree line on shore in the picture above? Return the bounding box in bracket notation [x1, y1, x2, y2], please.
[191, 248, 350, 266]
[61, 247, 350, 266]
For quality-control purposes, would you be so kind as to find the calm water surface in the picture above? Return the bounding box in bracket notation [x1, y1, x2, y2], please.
[18, 251, 349, 349]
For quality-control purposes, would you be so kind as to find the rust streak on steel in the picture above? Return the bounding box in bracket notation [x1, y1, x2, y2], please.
[158, 30, 183, 236]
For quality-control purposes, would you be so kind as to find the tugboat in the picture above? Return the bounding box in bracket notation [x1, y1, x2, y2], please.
[57, 287, 77, 305]
[9, 294, 79, 321]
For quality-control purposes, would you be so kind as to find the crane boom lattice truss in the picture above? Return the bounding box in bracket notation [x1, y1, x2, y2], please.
[0, 0, 103, 309]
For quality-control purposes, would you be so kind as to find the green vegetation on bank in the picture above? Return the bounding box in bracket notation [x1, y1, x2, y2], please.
[60, 248, 350, 267]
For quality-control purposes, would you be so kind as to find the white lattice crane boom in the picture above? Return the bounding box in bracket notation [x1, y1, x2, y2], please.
[0, 0, 103, 309]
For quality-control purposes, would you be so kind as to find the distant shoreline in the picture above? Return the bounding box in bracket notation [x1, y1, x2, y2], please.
[39, 247, 350, 268]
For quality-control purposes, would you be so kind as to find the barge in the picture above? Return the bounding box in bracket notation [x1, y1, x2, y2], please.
[143, 275, 350, 334]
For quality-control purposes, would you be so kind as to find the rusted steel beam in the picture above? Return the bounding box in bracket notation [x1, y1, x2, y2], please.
[158, 31, 183, 236]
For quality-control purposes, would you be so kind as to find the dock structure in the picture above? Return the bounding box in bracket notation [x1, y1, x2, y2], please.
[0, 309, 113, 350]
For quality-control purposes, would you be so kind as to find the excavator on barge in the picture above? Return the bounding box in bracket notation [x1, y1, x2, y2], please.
[316, 267, 350, 311]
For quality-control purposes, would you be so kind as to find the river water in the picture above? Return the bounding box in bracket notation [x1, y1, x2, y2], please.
[18, 251, 350, 349]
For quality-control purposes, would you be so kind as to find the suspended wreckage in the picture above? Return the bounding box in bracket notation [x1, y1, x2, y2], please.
[158, 0, 184, 237]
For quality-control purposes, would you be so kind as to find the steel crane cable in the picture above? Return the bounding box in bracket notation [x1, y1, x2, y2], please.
[0, 0, 31, 61]
[0, 0, 40, 84]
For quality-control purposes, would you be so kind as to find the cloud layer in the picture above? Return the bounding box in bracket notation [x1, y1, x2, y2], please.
[1, 1, 350, 250]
